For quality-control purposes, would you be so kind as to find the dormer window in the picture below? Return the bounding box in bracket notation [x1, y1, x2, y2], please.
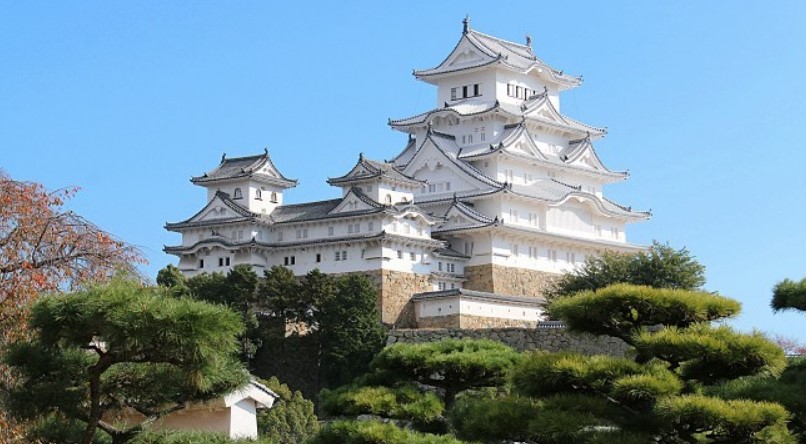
[233, 188, 242, 199]
[270, 192, 278, 203]
[255, 189, 262, 200]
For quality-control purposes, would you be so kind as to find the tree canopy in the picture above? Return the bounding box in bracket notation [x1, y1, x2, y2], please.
[548, 241, 706, 299]
[772, 277, 806, 313]
[4, 278, 248, 444]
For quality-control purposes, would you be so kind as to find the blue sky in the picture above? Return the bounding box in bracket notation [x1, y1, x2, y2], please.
[3, 2, 805, 340]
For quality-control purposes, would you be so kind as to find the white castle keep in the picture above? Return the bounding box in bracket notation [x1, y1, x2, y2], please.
[165, 19, 649, 329]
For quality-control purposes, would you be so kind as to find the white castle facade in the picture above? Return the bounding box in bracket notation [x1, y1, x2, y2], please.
[165, 20, 649, 328]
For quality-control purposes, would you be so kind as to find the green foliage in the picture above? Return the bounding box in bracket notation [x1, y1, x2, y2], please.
[256, 376, 319, 444]
[26, 414, 112, 444]
[772, 277, 806, 313]
[634, 324, 786, 384]
[4, 278, 248, 443]
[708, 358, 806, 439]
[155, 264, 190, 296]
[309, 420, 466, 444]
[258, 265, 304, 323]
[318, 274, 387, 388]
[321, 384, 444, 430]
[551, 283, 740, 342]
[549, 241, 706, 299]
[511, 351, 682, 410]
[450, 393, 650, 444]
[370, 339, 520, 406]
[654, 395, 790, 442]
[130, 430, 274, 443]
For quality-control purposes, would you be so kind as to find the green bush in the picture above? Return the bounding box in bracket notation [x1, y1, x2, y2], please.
[449, 394, 538, 442]
[131, 430, 274, 443]
[321, 384, 444, 430]
[634, 324, 786, 384]
[257, 377, 319, 444]
[654, 394, 791, 442]
[772, 278, 806, 312]
[550, 284, 740, 341]
[511, 351, 653, 397]
[309, 420, 466, 444]
[708, 358, 806, 439]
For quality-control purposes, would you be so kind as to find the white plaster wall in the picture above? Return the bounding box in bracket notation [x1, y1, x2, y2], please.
[229, 399, 258, 439]
[151, 408, 230, 436]
[414, 297, 544, 322]
[436, 70, 497, 106]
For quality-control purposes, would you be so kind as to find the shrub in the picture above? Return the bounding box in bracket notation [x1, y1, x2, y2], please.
[257, 377, 319, 444]
[309, 420, 466, 444]
[320, 384, 444, 431]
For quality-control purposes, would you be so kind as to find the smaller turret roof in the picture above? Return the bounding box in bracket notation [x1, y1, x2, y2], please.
[413, 18, 582, 90]
[327, 154, 425, 187]
[191, 150, 297, 188]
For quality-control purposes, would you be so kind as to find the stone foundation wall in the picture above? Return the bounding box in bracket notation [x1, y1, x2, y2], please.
[338, 270, 431, 328]
[417, 315, 538, 329]
[387, 327, 630, 357]
[464, 264, 557, 297]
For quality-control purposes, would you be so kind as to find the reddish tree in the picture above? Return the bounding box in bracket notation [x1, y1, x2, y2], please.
[0, 169, 144, 442]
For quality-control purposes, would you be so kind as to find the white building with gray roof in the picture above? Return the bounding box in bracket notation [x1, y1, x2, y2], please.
[165, 19, 647, 329]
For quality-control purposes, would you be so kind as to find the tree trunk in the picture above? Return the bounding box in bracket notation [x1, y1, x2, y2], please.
[81, 355, 112, 444]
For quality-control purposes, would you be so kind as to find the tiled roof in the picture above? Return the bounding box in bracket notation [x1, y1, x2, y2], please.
[432, 247, 470, 260]
[508, 180, 649, 219]
[191, 150, 297, 187]
[389, 94, 604, 137]
[411, 288, 546, 305]
[165, 191, 259, 231]
[328, 154, 425, 186]
[165, 230, 445, 255]
[413, 25, 582, 89]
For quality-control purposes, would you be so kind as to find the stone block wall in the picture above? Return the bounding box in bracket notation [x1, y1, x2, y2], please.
[464, 264, 557, 296]
[340, 270, 431, 328]
[387, 327, 631, 357]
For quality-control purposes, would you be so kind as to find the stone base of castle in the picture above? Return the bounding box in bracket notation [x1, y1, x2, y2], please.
[464, 264, 557, 296]
[340, 270, 432, 328]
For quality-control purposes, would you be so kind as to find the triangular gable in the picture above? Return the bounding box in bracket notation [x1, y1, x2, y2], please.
[561, 140, 616, 174]
[402, 134, 501, 192]
[445, 37, 493, 69]
[189, 193, 253, 224]
[328, 188, 383, 214]
[501, 125, 547, 160]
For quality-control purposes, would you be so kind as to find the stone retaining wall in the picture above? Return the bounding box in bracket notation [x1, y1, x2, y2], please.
[340, 270, 431, 328]
[387, 327, 631, 357]
[464, 264, 557, 296]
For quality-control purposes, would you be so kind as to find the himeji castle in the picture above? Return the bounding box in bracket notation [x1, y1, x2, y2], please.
[165, 19, 649, 329]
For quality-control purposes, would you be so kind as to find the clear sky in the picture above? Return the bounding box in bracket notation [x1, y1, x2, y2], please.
[3, 2, 805, 340]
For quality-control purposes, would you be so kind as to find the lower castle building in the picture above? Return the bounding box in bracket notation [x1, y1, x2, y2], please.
[165, 21, 649, 329]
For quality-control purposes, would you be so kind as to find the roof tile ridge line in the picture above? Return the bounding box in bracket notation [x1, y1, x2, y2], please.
[549, 177, 583, 191]
[412, 29, 469, 76]
[391, 101, 498, 126]
[601, 195, 649, 215]
[464, 29, 505, 59]
[327, 154, 381, 183]
[415, 57, 503, 77]
[425, 132, 502, 187]
[389, 136, 417, 164]
[262, 150, 298, 184]
[276, 197, 343, 209]
[244, 150, 269, 173]
[348, 186, 385, 208]
[452, 200, 494, 223]
[560, 138, 621, 175]
[469, 28, 533, 51]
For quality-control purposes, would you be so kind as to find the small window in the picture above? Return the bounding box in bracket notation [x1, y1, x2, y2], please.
[450, 87, 457, 101]
[233, 188, 242, 199]
[199, 259, 204, 268]
[385, 195, 392, 205]
[225, 257, 230, 266]
[335, 251, 340, 261]
[284, 257, 289, 266]
[397, 250, 403, 259]
[462, 85, 468, 98]
[438, 262, 443, 271]
[316, 253, 322, 263]
[270, 192, 278, 203]
[410, 252, 416, 261]
[255, 189, 262, 200]
[342, 250, 347, 260]
[473, 83, 480, 96]
[219, 258, 224, 267]
[290, 256, 295, 265]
